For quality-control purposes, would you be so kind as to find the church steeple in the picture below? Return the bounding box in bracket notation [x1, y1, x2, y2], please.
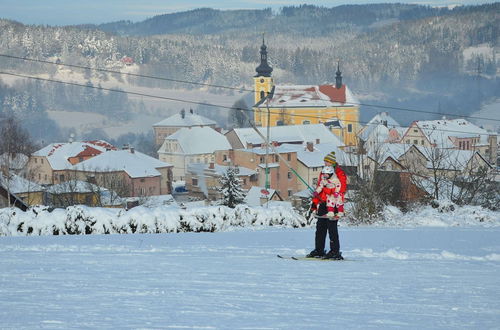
[255, 35, 273, 77]
[335, 60, 343, 89]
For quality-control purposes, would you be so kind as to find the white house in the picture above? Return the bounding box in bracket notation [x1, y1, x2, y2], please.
[158, 127, 231, 181]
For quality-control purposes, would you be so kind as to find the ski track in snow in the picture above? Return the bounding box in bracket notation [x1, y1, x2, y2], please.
[0, 227, 499, 329]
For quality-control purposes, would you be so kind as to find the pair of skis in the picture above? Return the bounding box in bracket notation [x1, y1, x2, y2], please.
[277, 254, 348, 261]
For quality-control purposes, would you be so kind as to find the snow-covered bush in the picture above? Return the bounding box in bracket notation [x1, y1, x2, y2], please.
[0, 204, 306, 236]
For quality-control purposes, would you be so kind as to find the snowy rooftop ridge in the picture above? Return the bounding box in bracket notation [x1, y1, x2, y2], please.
[232, 124, 344, 148]
[162, 127, 231, 155]
[257, 84, 359, 108]
[153, 112, 216, 127]
[0, 174, 44, 194]
[73, 149, 172, 178]
[33, 140, 116, 170]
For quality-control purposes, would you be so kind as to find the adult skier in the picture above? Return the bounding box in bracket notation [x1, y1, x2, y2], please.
[307, 151, 347, 260]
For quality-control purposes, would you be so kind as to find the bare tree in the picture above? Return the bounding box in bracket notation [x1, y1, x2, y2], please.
[0, 116, 37, 207]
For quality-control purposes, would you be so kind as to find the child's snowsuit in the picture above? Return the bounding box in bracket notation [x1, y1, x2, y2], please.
[311, 166, 347, 218]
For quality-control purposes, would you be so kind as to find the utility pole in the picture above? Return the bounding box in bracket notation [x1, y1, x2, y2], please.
[265, 86, 275, 206]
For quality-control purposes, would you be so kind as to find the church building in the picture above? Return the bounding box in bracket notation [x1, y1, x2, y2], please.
[253, 38, 361, 147]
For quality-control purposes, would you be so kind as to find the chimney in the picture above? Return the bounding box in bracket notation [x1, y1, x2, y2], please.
[209, 162, 215, 169]
[315, 138, 320, 144]
[246, 142, 253, 149]
[130, 147, 135, 154]
[181, 109, 185, 119]
[306, 142, 314, 152]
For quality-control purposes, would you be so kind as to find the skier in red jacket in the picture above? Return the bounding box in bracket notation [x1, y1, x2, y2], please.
[307, 151, 347, 260]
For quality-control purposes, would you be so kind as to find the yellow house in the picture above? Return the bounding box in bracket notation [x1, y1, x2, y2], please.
[253, 38, 361, 147]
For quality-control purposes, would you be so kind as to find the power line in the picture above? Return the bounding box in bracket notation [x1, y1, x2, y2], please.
[1, 53, 498, 123]
[0, 70, 495, 138]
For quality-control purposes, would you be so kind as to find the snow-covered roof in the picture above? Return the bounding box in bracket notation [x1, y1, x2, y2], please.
[257, 84, 358, 108]
[161, 127, 231, 155]
[0, 153, 29, 170]
[153, 112, 216, 127]
[231, 124, 344, 147]
[244, 186, 277, 207]
[33, 140, 116, 170]
[413, 147, 490, 171]
[367, 143, 413, 163]
[46, 180, 103, 194]
[0, 174, 44, 193]
[415, 119, 492, 148]
[74, 149, 172, 178]
[297, 143, 358, 167]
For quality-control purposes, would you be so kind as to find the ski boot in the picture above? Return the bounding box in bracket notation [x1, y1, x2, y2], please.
[322, 251, 344, 260]
[306, 249, 325, 258]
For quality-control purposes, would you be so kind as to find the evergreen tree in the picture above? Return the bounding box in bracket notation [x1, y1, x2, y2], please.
[218, 166, 245, 208]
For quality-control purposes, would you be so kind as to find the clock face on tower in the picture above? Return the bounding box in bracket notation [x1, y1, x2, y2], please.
[260, 78, 264, 83]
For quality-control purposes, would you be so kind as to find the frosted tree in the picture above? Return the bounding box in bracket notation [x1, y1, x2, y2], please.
[217, 166, 245, 208]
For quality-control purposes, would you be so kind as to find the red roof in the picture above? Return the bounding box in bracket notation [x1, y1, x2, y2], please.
[75, 146, 102, 158]
[318, 84, 346, 104]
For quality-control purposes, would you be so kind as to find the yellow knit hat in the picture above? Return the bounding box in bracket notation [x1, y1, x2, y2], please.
[323, 151, 337, 165]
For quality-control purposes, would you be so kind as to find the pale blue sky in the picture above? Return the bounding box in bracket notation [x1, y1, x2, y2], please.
[0, 0, 494, 26]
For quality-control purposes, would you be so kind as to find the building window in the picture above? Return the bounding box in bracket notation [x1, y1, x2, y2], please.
[421, 140, 424, 145]
[406, 140, 410, 144]
[413, 129, 418, 133]
[140, 178, 145, 182]
[59, 174, 65, 182]
[44, 174, 47, 181]
[275, 155, 279, 162]
[303, 120, 310, 125]
[287, 172, 292, 179]
[34, 158, 37, 164]
[313, 178, 318, 185]
[413, 140, 418, 144]
[276, 120, 284, 126]
[260, 156, 264, 163]
[242, 178, 247, 185]
[288, 189, 293, 197]
[223, 154, 227, 162]
[348, 124, 352, 133]
[192, 178, 198, 186]
[260, 90, 265, 100]
[38, 173, 41, 180]
[287, 153, 291, 161]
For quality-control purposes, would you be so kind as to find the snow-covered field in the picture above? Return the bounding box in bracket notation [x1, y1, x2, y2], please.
[1, 204, 499, 329]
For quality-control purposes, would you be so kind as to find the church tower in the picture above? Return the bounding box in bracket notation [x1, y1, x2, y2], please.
[254, 36, 274, 106]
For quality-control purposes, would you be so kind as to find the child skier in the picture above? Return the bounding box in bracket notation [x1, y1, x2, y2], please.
[307, 151, 347, 260]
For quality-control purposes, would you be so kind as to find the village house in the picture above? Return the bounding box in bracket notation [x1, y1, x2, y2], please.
[0, 173, 45, 206]
[153, 109, 217, 145]
[215, 144, 300, 200]
[244, 186, 282, 207]
[158, 126, 231, 182]
[71, 147, 173, 197]
[45, 180, 103, 208]
[27, 140, 117, 185]
[358, 112, 406, 151]
[401, 118, 497, 166]
[185, 163, 257, 201]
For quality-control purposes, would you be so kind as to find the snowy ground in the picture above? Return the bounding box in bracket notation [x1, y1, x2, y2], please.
[1, 225, 499, 329]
